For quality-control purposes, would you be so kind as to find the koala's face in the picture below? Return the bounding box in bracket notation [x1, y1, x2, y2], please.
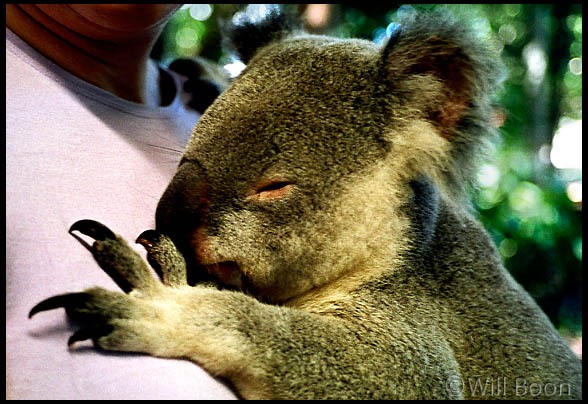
[156, 36, 405, 302]
[156, 6, 502, 302]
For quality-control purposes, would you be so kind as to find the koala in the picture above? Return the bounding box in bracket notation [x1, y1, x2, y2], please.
[30, 10, 581, 400]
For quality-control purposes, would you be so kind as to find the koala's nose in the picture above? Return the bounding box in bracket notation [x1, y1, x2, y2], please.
[155, 161, 209, 242]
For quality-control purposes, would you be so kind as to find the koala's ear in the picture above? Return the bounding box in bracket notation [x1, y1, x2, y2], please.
[223, 8, 301, 64]
[382, 11, 501, 139]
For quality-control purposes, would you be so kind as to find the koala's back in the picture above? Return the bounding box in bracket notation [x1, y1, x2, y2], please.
[356, 200, 582, 399]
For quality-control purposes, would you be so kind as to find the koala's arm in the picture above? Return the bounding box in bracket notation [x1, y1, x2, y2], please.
[170, 291, 460, 400]
[30, 220, 458, 400]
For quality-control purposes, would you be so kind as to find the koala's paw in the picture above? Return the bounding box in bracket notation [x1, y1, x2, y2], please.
[66, 219, 188, 291]
[29, 220, 190, 352]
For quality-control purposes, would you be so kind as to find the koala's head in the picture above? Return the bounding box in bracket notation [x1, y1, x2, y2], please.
[156, 9, 503, 302]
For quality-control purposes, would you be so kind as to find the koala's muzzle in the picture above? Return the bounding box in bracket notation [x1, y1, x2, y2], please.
[156, 160, 207, 231]
[156, 161, 245, 288]
[155, 162, 211, 275]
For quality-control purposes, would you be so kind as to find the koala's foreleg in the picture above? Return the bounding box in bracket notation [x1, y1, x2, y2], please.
[29, 220, 190, 351]
[30, 220, 458, 399]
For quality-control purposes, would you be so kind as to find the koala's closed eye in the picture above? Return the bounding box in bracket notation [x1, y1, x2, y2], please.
[248, 180, 295, 201]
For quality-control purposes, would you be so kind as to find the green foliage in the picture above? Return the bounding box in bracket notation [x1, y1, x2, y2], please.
[156, 4, 582, 335]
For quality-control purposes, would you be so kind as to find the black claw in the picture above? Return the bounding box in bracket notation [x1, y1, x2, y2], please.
[135, 229, 162, 249]
[68, 220, 134, 293]
[29, 293, 90, 318]
[137, 230, 165, 281]
[69, 219, 116, 241]
[68, 323, 114, 347]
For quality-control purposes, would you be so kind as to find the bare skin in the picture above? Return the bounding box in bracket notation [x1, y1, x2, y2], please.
[6, 4, 181, 106]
